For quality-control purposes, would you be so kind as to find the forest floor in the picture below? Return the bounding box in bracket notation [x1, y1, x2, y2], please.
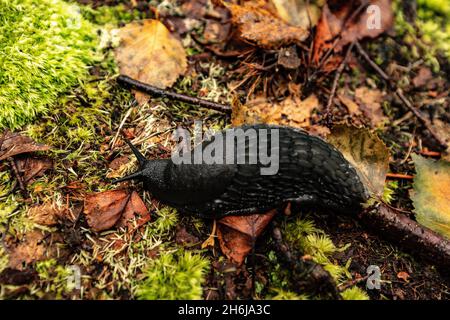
[0, 0, 449, 300]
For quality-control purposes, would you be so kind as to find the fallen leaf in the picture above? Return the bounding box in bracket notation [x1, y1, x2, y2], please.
[232, 94, 320, 129]
[226, 2, 309, 49]
[271, 0, 322, 30]
[338, 93, 361, 116]
[412, 67, 433, 88]
[7, 231, 46, 270]
[354, 87, 388, 127]
[326, 125, 390, 197]
[411, 154, 450, 239]
[313, 0, 393, 71]
[84, 190, 130, 232]
[114, 19, 187, 105]
[217, 210, 277, 265]
[117, 191, 151, 232]
[84, 190, 150, 232]
[27, 203, 66, 226]
[397, 271, 410, 282]
[16, 157, 53, 183]
[0, 131, 50, 161]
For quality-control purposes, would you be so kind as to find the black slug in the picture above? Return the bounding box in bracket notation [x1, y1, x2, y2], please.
[113, 124, 368, 218]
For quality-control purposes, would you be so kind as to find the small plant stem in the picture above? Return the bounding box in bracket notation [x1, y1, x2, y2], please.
[117, 75, 232, 114]
[385, 173, 414, 180]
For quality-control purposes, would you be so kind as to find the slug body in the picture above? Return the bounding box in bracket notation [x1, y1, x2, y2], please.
[115, 124, 368, 218]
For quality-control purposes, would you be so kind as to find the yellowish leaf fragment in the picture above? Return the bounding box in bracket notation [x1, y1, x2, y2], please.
[411, 154, 450, 239]
[114, 19, 187, 105]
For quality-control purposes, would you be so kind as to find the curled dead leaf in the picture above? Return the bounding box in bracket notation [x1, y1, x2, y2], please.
[16, 157, 53, 183]
[233, 94, 319, 128]
[117, 191, 151, 232]
[313, 0, 393, 71]
[217, 210, 277, 265]
[326, 125, 390, 198]
[84, 190, 150, 232]
[226, 2, 309, 49]
[114, 19, 187, 105]
[0, 131, 50, 161]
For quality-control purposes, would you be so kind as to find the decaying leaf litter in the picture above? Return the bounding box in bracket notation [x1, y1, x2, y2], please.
[0, 0, 450, 300]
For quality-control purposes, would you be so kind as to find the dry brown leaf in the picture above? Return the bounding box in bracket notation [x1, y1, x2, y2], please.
[27, 203, 66, 226]
[114, 19, 187, 105]
[226, 2, 309, 49]
[0, 131, 50, 161]
[217, 210, 277, 265]
[7, 231, 46, 270]
[397, 271, 410, 282]
[117, 191, 151, 232]
[232, 94, 319, 129]
[313, 0, 393, 71]
[338, 93, 361, 116]
[16, 157, 53, 183]
[411, 154, 450, 239]
[271, 0, 322, 30]
[84, 190, 150, 232]
[326, 125, 390, 197]
[412, 67, 433, 88]
[84, 190, 130, 232]
[354, 87, 388, 127]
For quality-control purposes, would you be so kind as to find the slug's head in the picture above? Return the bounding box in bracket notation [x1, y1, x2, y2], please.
[111, 138, 149, 184]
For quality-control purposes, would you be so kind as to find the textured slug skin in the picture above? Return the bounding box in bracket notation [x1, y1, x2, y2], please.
[138, 124, 368, 218]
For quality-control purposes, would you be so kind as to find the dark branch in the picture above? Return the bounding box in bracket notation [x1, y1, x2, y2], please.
[117, 75, 232, 114]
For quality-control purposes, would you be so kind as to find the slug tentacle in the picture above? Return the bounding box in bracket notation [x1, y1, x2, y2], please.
[123, 137, 146, 166]
[112, 170, 143, 184]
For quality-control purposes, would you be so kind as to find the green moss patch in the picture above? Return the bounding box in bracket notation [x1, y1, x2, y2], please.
[136, 250, 210, 300]
[0, 0, 100, 129]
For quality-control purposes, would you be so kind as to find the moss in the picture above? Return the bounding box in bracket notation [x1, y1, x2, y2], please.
[267, 215, 367, 299]
[148, 207, 179, 237]
[136, 250, 210, 300]
[393, 0, 450, 71]
[382, 180, 398, 204]
[80, 4, 142, 26]
[0, 0, 101, 129]
[269, 288, 309, 300]
[0, 247, 8, 274]
[35, 259, 76, 299]
[341, 286, 370, 300]
[284, 217, 352, 283]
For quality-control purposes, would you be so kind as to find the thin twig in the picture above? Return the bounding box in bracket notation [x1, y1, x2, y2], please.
[110, 106, 133, 150]
[9, 158, 27, 197]
[324, 42, 355, 126]
[117, 75, 232, 114]
[355, 41, 448, 149]
[386, 173, 414, 180]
